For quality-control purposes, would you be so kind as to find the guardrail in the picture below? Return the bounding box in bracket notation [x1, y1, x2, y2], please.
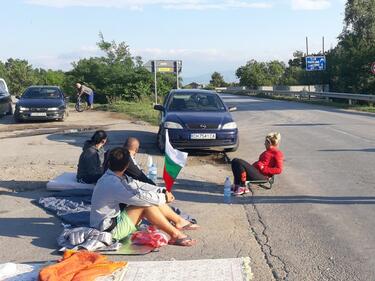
[222, 88, 375, 105]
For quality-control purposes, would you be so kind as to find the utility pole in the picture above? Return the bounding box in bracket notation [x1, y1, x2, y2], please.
[306, 36, 309, 56]
[154, 60, 158, 104]
[306, 37, 310, 92]
[176, 65, 179, 89]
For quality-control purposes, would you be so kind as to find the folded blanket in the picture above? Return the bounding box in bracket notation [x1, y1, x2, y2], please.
[58, 227, 121, 252]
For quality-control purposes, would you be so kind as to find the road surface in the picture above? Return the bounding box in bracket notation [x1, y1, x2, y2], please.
[222, 93, 375, 280]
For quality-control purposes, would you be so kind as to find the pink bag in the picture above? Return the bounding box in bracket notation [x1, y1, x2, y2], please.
[131, 226, 169, 248]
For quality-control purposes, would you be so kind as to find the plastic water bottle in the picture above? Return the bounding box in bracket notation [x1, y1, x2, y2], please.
[149, 163, 158, 183]
[224, 176, 232, 204]
[147, 156, 153, 171]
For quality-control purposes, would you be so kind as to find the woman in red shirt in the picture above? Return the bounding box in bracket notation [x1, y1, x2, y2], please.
[231, 132, 284, 195]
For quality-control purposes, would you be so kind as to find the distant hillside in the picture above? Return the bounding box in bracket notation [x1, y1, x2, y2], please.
[182, 70, 238, 85]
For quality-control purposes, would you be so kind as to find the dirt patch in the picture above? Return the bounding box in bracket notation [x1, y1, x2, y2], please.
[187, 152, 231, 167]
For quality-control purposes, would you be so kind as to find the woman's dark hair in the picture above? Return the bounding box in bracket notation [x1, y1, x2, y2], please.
[91, 130, 107, 145]
[108, 147, 131, 172]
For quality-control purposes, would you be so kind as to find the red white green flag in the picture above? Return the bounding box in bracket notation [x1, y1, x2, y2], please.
[163, 130, 188, 191]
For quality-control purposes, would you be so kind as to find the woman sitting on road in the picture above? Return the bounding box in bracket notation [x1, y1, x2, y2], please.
[231, 132, 284, 195]
[77, 130, 108, 184]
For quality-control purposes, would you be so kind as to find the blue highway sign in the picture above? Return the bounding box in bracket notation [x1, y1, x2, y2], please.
[306, 56, 326, 71]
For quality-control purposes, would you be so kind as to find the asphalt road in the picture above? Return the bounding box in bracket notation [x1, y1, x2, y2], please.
[221, 94, 375, 280]
[1, 99, 375, 280]
[0, 110, 275, 280]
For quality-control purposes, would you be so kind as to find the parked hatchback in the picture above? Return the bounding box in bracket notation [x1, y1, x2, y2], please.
[0, 78, 13, 116]
[14, 86, 68, 122]
[154, 89, 238, 152]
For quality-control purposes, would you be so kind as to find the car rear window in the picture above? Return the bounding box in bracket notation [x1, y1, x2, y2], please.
[167, 93, 225, 112]
[22, 88, 62, 99]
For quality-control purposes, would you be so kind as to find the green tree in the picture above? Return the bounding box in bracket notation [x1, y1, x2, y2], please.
[326, 0, 375, 94]
[236, 60, 286, 88]
[209, 72, 227, 87]
[68, 34, 176, 103]
[35, 69, 66, 87]
[4, 59, 36, 95]
[0, 61, 7, 80]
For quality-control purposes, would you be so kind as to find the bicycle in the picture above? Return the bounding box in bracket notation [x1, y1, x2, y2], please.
[75, 95, 88, 112]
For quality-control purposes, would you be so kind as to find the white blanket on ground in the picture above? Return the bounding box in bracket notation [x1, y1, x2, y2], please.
[46, 172, 95, 191]
[124, 257, 252, 281]
[0, 257, 253, 281]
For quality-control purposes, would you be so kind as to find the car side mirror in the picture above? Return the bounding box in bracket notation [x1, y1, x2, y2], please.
[228, 106, 237, 112]
[154, 104, 164, 111]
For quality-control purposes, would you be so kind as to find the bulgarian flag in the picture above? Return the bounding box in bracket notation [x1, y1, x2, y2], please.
[163, 130, 188, 191]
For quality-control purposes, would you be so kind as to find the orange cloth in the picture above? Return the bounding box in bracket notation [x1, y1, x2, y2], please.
[39, 250, 127, 281]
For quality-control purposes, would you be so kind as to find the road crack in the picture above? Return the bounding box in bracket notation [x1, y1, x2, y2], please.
[243, 189, 290, 281]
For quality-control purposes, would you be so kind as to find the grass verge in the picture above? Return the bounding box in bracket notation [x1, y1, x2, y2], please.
[253, 93, 375, 113]
[95, 100, 159, 125]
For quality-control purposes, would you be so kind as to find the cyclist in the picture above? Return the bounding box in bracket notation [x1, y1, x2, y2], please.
[76, 82, 94, 109]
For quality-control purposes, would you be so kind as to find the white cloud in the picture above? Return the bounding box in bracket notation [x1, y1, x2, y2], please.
[26, 0, 273, 10]
[291, 0, 331, 10]
[134, 47, 245, 62]
[28, 46, 102, 70]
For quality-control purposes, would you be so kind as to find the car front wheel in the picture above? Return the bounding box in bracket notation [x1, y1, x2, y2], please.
[225, 138, 239, 152]
[157, 129, 165, 153]
[6, 103, 13, 115]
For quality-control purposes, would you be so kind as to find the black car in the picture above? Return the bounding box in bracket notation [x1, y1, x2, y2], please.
[0, 79, 13, 116]
[154, 89, 238, 152]
[15, 86, 68, 122]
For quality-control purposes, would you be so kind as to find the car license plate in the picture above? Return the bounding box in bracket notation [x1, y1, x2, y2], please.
[30, 112, 47, 117]
[191, 133, 216, 140]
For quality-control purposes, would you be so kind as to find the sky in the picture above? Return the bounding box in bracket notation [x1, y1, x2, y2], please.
[0, 0, 346, 81]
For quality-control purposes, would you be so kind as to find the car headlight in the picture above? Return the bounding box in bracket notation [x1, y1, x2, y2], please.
[47, 107, 59, 111]
[222, 122, 237, 129]
[19, 106, 29, 111]
[164, 121, 183, 129]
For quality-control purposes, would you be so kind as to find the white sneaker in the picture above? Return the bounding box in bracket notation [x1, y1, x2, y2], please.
[233, 186, 246, 196]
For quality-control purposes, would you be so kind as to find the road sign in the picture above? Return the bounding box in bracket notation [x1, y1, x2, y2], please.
[371, 62, 375, 75]
[144, 60, 183, 104]
[306, 56, 326, 71]
[144, 60, 182, 74]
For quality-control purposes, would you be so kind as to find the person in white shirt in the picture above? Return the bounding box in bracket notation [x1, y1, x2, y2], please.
[90, 147, 197, 246]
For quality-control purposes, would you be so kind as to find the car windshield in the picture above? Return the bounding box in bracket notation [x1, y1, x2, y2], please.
[0, 81, 6, 92]
[167, 93, 226, 112]
[22, 88, 61, 99]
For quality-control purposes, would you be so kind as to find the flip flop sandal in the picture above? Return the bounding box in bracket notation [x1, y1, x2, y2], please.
[168, 236, 196, 247]
[177, 222, 200, 231]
